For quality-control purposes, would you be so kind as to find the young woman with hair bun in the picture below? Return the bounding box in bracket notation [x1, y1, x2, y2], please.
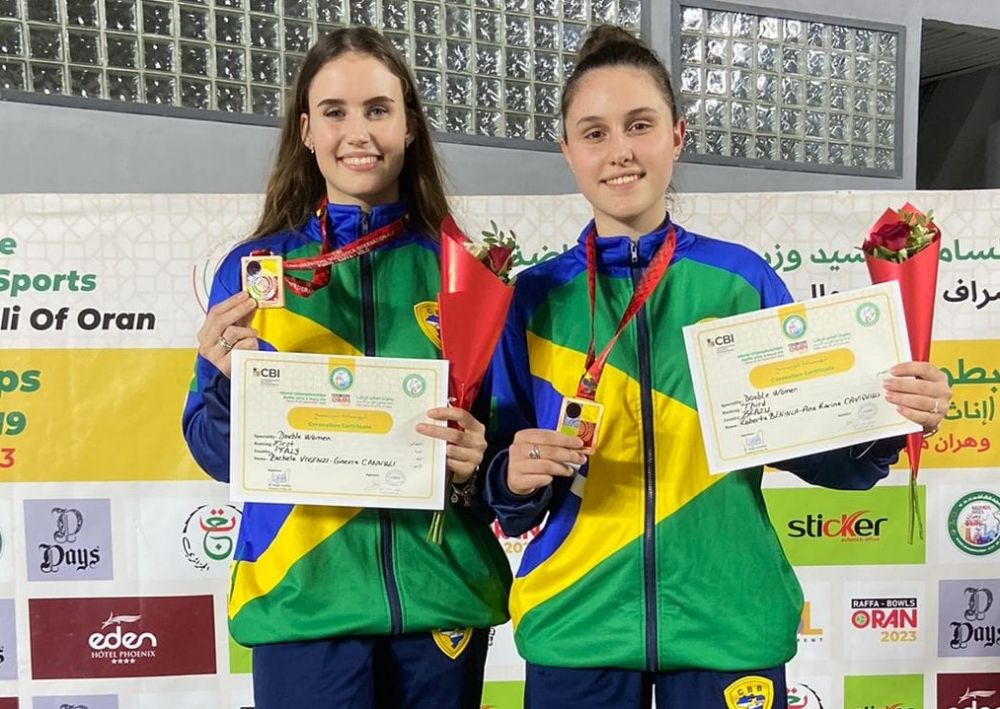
[485, 25, 950, 709]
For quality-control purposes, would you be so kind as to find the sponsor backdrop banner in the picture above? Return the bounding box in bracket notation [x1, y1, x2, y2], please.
[0, 191, 998, 708]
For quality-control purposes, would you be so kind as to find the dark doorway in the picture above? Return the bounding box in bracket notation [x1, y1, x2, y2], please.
[917, 19, 1000, 189]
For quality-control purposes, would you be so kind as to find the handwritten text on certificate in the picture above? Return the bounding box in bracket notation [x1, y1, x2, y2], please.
[683, 282, 922, 474]
[229, 351, 449, 510]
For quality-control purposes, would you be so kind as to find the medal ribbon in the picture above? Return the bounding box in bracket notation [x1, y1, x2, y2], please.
[576, 224, 676, 400]
[252, 197, 406, 297]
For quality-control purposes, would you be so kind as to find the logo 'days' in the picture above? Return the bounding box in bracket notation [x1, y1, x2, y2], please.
[965, 587, 994, 623]
[949, 491, 1000, 557]
[948, 586, 999, 653]
[39, 507, 101, 575]
[53, 507, 82, 544]
[725, 675, 774, 709]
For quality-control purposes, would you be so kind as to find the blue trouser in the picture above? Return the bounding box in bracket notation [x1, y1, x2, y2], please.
[524, 663, 787, 709]
[252, 630, 490, 709]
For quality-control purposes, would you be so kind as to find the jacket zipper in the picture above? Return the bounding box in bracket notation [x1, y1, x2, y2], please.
[631, 239, 659, 672]
[360, 210, 404, 635]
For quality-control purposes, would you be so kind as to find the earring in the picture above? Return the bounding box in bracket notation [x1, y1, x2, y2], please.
[405, 136, 414, 148]
[306, 143, 315, 154]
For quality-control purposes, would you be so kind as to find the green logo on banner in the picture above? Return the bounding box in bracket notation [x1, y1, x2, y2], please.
[229, 634, 252, 674]
[764, 485, 925, 566]
[948, 490, 1000, 556]
[843, 674, 923, 709]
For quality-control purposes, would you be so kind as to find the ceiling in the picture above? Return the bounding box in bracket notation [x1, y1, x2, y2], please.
[921, 19, 1000, 83]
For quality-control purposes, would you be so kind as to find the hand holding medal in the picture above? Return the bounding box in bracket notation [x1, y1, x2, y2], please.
[241, 255, 285, 308]
[507, 429, 587, 496]
[556, 397, 605, 454]
[196, 291, 259, 378]
[505, 227, 677, 496]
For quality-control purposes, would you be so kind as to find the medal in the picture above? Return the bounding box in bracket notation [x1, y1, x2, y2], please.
[247, 198, 406, 299]
[563, 224, 677, 454]
[557, 396, 605, 454]
[241, 254, 285, 308]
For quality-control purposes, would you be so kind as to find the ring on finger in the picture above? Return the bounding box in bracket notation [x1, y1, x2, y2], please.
[218, 335, 235, 352]
[931, 398, 939, 415]
[528, 444, 541, 460]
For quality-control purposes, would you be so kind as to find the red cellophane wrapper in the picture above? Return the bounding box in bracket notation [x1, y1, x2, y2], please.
[439, 215, 514, 411]
[864, 202, 941, 482]
[426, 216, 515, 543]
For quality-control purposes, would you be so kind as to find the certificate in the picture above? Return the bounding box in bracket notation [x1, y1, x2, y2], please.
[229, 350, 449, 510]
[683, 282, 922, 474]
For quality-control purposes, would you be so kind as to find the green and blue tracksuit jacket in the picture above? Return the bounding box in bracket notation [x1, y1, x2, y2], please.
[484, 217, 901, 672]
[182, 199, 511, 646]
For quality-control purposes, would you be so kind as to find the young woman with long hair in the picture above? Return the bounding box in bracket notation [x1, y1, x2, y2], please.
[182, 27, 510, 709]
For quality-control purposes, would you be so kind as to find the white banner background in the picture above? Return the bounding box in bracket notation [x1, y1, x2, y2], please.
[0, 191, 998, 708]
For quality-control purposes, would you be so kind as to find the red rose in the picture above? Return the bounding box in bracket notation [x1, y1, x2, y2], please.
[486, 245, 512, 274]
[871, 221, 910, 252]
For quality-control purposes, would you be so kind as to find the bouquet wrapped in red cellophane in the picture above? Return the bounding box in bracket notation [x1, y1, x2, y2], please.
[862, 202, 941, 542]
[428, 216, 517, 543]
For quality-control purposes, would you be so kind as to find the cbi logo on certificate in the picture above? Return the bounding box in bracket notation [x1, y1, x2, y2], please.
[229, 350, 449, 510]
[682, 282, 922, 474]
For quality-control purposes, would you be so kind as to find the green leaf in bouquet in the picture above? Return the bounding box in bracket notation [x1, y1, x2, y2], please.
[874, 244, 905, 262]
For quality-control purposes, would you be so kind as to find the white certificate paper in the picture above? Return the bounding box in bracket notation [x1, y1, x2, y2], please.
[683, 282, 922, 474]
[229, 351, 449, 510]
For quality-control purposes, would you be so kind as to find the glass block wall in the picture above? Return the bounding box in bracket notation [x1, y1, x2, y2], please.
[0, 0, 643, 144]
[674, 3, 903, 175]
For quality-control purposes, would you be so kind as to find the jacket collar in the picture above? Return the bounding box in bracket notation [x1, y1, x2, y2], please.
[574, 214, 694, 272]
[302, 198, 409, 249]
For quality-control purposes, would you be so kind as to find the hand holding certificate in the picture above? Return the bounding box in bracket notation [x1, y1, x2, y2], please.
[683, 282, 922, 474]
[229, 350, 449, 510]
